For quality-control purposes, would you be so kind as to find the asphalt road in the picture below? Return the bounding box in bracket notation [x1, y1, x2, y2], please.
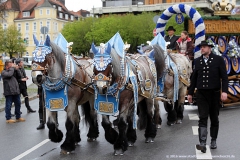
[0, 99, 240, 160]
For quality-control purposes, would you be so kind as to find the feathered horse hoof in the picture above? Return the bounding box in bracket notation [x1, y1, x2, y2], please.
[145, 137, 154, 143]
[60, 149, 70, 155]
[87, 138, 97, 142]
[114, 149, 124, 156]
[156, 124, 161, 129]
[128, 141, 134, 147]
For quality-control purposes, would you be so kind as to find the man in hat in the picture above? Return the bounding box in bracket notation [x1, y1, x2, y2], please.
[15, 58, 36, 113]
[164, 26, 179, 51]
[187, 40, 228, 153]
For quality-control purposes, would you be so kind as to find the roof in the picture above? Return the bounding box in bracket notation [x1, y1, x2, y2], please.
[0, 0, 20, 11]
[2, 0, 74, 20]
[37, 0, 52, 8]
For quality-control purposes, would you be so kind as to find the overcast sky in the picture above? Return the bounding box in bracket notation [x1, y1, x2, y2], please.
[65, 0, 102, 11]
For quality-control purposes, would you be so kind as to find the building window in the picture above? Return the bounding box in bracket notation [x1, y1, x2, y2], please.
[23, 11, 30, 17]
[25, 23, 29, 32]
[59, 12, 63, 18]
[55, 22, 58, 31]
[53, 5, 56, 8]
[40, 9, 43, 15]
[47, 21, 50, 31]
[46, 9, 50, 15]
[71, 15, 74, 20]
[17, 24, 21, 31]
[65, 14, 68, 20]
[33, 22, 37, 31]
[40, 21, 43, 28]
[58, 6, 62, 11]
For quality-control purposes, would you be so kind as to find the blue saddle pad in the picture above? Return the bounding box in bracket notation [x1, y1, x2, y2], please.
[94, 94, 119, 115]
[43, 86, 68, 111]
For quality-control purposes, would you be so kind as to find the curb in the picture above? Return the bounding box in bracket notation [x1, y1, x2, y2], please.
[0, 95, 39, 112]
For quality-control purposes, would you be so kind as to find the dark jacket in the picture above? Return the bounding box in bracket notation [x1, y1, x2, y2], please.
[188, 53, 228, 95]
[164, 35, 179, 50]
[1, 67, 20, 96]
[176, 37, 194, 60]
[17, 67, 27, 89]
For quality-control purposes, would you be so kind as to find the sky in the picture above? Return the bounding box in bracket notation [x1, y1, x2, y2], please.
[65, 0, 102, 11]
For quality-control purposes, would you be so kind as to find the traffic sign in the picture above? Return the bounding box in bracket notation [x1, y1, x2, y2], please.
[40, 26, 49, 34]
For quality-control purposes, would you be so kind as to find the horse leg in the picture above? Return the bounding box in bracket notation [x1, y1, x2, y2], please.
[82, 101, 99, 142]
[144, 99, 157, 143]
[164, 101, 177, 126]
[102, 115, 118, 145]
[114, 116, 128, 155]
[46, 110, 63, 143]
[126, 114, 137, 147]
[60, 102, 79, 154]
[154, 99, 162, 129]
[176, 86, 187, 124]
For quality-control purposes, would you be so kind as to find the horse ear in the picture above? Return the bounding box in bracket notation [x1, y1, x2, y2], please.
[45, 35, 51, 47]
[33, 34, 39, 46]
[106, 43, 111, 55]
[91, 43, 99, 56]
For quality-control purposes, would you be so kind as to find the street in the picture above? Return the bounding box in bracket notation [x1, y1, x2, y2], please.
[0, 98, 239, 160]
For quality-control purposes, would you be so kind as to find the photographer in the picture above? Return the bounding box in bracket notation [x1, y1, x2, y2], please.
[15, 58, 36, 113]
[2, 60, 25, 123]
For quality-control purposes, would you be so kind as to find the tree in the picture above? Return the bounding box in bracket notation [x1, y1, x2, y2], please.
[1, 25, 26, 58]
[0, 25, 4, 53]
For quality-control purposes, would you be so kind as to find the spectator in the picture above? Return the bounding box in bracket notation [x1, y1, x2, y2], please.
[1, 60, 25, 123]
[187, 40, 228, 153]
[15, 58, 36, 113]
[164, 26, 179, 51]
[176, 31, 194, 61]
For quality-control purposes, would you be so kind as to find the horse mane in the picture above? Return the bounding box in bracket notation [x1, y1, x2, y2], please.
[50, 41, 66, 72]
[110, 48, 121, 79]
[152, 44, 166, 80]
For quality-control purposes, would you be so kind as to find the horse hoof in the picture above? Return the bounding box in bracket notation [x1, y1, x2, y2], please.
[60, 150, 70, 155]
[128, 141, 134, 147]
[145, 137, 154, 143]
[87, 138, 96, 142]
[176, 119, 182, 124]
[114, 149, 124, 156]
[156, 124, 161, 129]
[167, 121, 176, 126]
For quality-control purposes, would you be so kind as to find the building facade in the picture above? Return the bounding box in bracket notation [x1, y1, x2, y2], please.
[0, 0, 75, 57]
[92, 0, 216, 16]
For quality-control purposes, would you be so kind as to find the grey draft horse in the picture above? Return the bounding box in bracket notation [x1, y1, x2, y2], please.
[31, 35, 99, 154]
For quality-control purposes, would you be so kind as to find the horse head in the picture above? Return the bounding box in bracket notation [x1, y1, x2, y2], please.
[31, 34, 65, 85]
[91, 42, 113, 93]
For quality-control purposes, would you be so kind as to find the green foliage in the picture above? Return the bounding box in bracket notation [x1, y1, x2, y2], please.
[62, 13, 157, 54]
[0, 25, 4, 52]
[0, 25, 26, 58]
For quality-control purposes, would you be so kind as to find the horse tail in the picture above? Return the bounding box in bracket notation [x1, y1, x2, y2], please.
[153, 45, 166, 81]
[137, 100, 147, 130]
[81, 101, 91, 126]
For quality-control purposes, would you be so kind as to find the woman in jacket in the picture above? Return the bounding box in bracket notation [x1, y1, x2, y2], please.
[176, 31, 194, 61]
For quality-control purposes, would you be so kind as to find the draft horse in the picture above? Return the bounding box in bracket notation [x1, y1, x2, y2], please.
[143, 43, 192, 126]
[91, 41, 165, 155]
[31, 35, 99, 154]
